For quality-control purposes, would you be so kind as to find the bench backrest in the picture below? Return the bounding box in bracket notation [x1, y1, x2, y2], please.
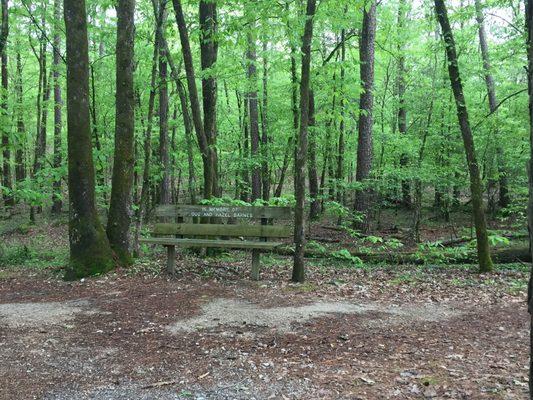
[153, 205, 293, 239]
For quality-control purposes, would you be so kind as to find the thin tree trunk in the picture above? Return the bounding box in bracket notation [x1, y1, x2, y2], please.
[171, 0, 213, 199]
[158, 23, 197, 205]
[354, 1, 377, 233]
[176, 80, 197, 204]
[158, 2, 171, 205]
[90, 64, 106, 199]
[1, 2, 12, 207]
[275, 17, 300, 199]
[15, 50, 25, 183]
[397, 0, 411, 208]
[63, 0, 114, 279]
[132, 8, 161, 257]
[525, 0, 533, 396]
[336, 27, 347, 206]
[293, 0, 317, 283]
[107, 0, 136, 265]
[260, 38, 270, 202]
[474, 0, 509, 210]
[51, 0, 63, 215]
[435, 0, 493, 273]
[308, 89, 320, 220]
[30, 13, 47, 222]
[247, 27, 261, 201]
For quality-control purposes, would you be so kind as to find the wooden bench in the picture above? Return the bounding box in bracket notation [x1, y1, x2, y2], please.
[140, 204, 293, 279]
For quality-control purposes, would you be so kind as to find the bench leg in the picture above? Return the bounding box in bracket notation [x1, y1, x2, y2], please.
[166, 245, 176, 275]
[251, 250, 260, 281]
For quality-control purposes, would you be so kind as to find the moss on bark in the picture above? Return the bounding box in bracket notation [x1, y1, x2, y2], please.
[64, 217, 115, 280]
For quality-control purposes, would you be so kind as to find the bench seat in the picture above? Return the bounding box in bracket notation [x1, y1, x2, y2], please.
[140, 237, 283, 250]
[141, 204, 294, 279]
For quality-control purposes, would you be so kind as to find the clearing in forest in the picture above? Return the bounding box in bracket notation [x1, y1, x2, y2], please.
[0, 256, 527, 400]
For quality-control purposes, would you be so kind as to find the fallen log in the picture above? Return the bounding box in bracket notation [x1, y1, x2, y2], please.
[272, 245, 530, 265]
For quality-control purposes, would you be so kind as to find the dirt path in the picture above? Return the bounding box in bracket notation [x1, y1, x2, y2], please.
[0, 264, 528, 399]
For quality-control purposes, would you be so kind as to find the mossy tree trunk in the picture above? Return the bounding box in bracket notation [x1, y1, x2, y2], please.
[434, 0, 493, 273]
[64, 0, 114, 280]
[107, 0, 136, 266]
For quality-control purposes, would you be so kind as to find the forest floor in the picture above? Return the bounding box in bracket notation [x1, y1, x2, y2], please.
[0, 211, 529, 399]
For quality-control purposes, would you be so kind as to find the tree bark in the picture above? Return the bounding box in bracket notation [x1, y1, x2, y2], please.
[199, 0, 219, 198]
[336, 29, 346, 206]
[107, 0, 136, 265]
[51, 0, 63, 215]
[132, 4, 161, 257]
[261, 38, 270, 202]
[176, 80, 197, 204]
[435, 0, 493, 273]
[524, 0, 533, 395]
[275, 14, 300, 199]
[293, 0, 317, 283]
[158, 2, 171, 205]
[474, 0, 509, 210]
[171, 0, 215, 199]
[397, 0, 411, 208]
[308, 90, 320, 220]
[63, 0, 114, 279]
[1, 0, 12, 207]
[14, 50, 25, 183]
[246, 26, 261, 202]
[0, 0, 8, 57]
[354, 1, 377, 233]
[30, 10, 49, 221]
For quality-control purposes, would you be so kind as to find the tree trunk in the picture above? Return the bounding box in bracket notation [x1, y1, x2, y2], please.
[261, 38, 270, 202]
[158, 3, 171, 205]
[199, 0, 219, 198]
[275, 19, 300, 199]
[308, 90, 320, 220]
[107, 0, 136, 265]
[171, 0, 214, 199]
[132, 5, 161, 257]
[354, 1, 377, 233]
[525, 0, 533, 396]
[246, 27, 261, 202]
[435, 0, 493, 273]
[293, 0, 317, 283]
[397, 0, 411, 208]
[63, 0, 114, 279]
[176, 80, 197, 204]
[474, 0, 509, 210]
[1, 0, 12, 207]
[30, 12, 48, 222]
[51, 0, 63, 215]
[336, 30, 346, 207]
[14, 50, 25, 183]
[524, 2, 533, 397]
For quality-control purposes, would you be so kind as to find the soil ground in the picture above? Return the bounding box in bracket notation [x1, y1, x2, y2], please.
[0, 211, 529, 399]
[0, 256, 528, 399]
